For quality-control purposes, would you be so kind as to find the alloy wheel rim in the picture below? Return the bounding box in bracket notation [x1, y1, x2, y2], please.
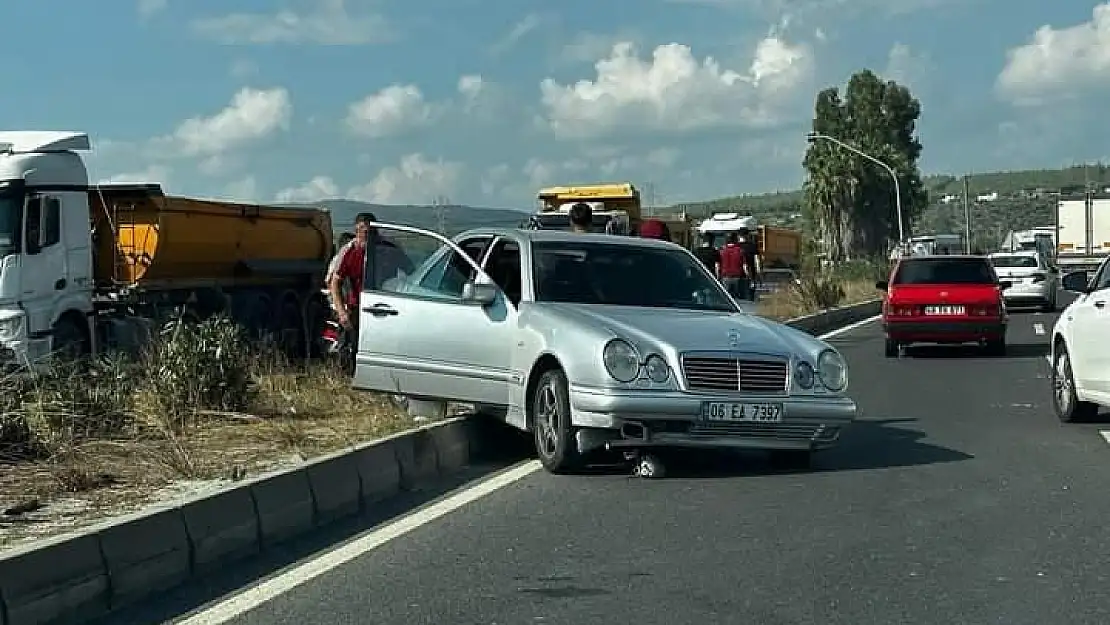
[536, 382, 560, 457]
[1054, 353, 1072, 413]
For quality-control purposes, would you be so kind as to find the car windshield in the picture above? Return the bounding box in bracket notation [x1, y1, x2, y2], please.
[990, 255, 1039, 268]
[893, 258, 996, 284]
[531, 240, 736, 312]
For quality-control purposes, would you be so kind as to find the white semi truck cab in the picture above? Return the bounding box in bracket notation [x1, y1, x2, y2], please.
[0, 131, 99, 366]
[0, 130, 336, 369]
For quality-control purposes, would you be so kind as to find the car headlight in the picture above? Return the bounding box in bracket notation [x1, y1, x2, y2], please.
[603, 339, 641, 383]
[816, 349, 847, 391]
[644, 354, 670, 383]
[0, 314, 24, 341]
[794, 361, 814, 389]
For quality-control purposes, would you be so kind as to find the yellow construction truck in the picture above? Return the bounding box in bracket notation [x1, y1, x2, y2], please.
[529, 182, 695, 247]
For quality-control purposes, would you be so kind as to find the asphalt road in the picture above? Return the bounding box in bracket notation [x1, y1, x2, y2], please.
[108, 294, 1110, 625]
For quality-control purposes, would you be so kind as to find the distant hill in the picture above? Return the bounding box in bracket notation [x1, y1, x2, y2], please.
[275, 163, 1110, 250]
[277, 199, 530, 236]
[672, 164, 1110, 249]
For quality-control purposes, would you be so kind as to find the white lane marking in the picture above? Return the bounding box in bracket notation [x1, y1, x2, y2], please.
[177, 460, 542, 624]
[1100, 431, 1110, 446]
[1033, 323, 1045, 335]
[819, 314, 882, 340]
[176, 314, 880, 623]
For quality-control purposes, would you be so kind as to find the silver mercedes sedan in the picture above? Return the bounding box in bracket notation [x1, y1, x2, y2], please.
[353, 223, 857, 475]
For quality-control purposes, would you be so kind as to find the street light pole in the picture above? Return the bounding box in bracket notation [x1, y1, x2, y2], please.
[806, 132, 905, 243]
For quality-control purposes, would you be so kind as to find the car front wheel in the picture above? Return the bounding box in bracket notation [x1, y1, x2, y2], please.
[532, 368, 580, 474]
[1053, 344, 1099, 423]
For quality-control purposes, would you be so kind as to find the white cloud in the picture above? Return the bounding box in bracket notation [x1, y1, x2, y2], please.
[884, 42, 932, 89]
[458, 75, 484, 101]
[491, 13, 545, 55]
[559, 31, 640, 65]
[98, 165, 171, 186]
[345, 84, 435, 138]
[346, 154, 463, 204]
[158, 87, 292, 157]
[539, 37, 813, 138]
[191, 0, 393, 45]
[996, 3, 1110, 107]
[275, 176, 340, 203]
[137, 0, 167, 19]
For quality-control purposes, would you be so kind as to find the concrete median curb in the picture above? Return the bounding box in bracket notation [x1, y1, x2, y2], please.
[784, 298, 882, 336]
[0, 417, 475, 625]
[0, 304, 878, 625]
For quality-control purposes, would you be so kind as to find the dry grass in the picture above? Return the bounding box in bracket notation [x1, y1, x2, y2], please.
[757, 278, 879, 320]
[0, 317, 425, 549]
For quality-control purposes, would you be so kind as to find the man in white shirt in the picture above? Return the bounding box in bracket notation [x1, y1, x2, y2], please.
[326, 232, 356, 312]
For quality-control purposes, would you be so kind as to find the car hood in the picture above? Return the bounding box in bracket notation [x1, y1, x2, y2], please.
[888, 284, 1002, 305]
[533, 303, 821, 357]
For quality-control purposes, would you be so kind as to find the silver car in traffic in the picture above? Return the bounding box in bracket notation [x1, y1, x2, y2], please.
[988, 250, 1059, 312]
[353, 224, 858, 474]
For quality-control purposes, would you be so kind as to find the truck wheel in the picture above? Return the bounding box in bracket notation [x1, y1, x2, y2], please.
[53, 317, 89, 360]
[531, 368, 580, 474]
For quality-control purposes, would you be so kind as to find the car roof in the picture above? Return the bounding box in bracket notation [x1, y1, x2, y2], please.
[456, 227, 682, 250]
[898, 254, 988, 262]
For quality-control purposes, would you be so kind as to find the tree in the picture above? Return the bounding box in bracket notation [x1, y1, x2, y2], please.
[802, 70, 927, 260]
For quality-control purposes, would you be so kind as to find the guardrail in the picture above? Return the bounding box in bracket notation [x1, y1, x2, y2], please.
[0, 299, 881, 625]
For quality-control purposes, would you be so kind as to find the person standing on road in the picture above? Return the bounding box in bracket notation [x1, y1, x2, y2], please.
[718, 232, 751, 299]
[738, 228, 761, 301]
[639, 219, 672, 242]
[329, 213, 414, 371]
[325, 231, 356, 312]
[568, 202, 593, 233]
[693, 232, 720, 277]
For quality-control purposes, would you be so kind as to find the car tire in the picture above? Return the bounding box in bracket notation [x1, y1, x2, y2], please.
[1052, 344, 1100, 423]
[532, 368, 580, 474]
[884, 338, 899, 358]
[985, 337, 1006, 357]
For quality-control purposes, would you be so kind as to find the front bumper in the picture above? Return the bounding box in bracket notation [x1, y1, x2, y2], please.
[569, 385, 857, 452]
[883, 319, 1005, 343]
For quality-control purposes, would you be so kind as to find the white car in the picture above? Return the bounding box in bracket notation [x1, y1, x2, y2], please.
[988, 250, 1059, 312]
[1051, 257, 1110, 422]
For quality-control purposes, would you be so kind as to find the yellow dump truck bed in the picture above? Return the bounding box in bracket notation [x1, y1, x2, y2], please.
[90, 184, 333, 289]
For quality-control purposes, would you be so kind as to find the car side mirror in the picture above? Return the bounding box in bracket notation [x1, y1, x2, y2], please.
[462, 278, 498, 305]
[1061, 270, 1090, 293]
[998, 280, 1012, 290]
[875, 280, 888, 290]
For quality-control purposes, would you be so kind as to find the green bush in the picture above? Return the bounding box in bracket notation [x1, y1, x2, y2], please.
[0, 314, 261, 457]
[791, 269, 846, 310]
[142, 314, 257, 426]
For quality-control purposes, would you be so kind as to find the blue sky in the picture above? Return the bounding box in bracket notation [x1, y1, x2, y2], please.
[7, 0, 1110, 208]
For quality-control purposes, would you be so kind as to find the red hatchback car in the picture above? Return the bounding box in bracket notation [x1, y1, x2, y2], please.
[877, 255, 1011, 357]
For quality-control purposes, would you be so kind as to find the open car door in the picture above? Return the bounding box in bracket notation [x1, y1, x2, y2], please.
[352, 223, 516, 406]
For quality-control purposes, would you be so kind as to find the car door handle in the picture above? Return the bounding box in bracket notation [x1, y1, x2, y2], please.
[1096, 300, 1106, 309]
[54, 279, 66, 290]
[363, 303, 399, 316]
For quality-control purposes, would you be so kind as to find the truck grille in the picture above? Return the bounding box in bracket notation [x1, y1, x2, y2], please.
[680, 355, 789, 393]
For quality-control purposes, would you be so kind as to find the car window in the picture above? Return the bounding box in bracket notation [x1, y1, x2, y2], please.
[414, 236, 492, 298]
[483, 238, 523, 306]
[1093, 261, 1110, 292]
[531, 240, 736, 312]
[990, 255, 1038, 268]
[892, 258, 997, 285]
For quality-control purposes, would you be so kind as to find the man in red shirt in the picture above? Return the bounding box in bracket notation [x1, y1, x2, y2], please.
[639, 219, 672, 242]
[329, 213, 414, 355]
[718, 232, 751, 299]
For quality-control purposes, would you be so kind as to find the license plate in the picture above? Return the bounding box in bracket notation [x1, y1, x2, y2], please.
[701, 402, 783, 423]
[924, 305, 964, 315]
